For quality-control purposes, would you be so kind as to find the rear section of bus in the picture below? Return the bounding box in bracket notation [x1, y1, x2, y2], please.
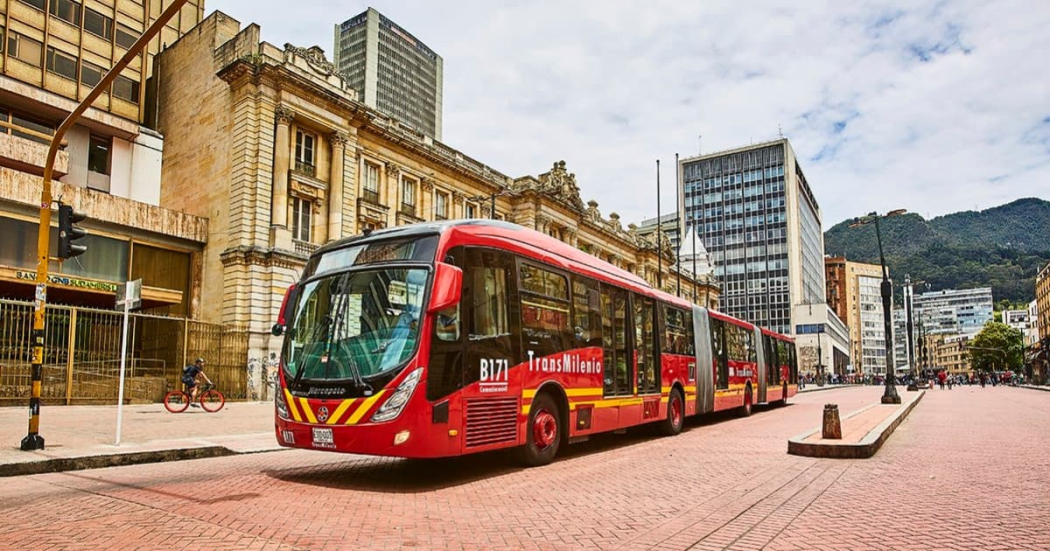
[271, 229, 466, 458]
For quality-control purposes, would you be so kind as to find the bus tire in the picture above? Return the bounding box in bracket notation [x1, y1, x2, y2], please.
[740, 386, 753, 417]
[516, 392, 562, 467]
[658, 389, 684, 436]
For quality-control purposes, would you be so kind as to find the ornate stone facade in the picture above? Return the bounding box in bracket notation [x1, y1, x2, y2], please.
[156, 12, 718, 359]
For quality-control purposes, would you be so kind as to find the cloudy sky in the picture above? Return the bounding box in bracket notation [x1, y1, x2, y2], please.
[209, 0, 1049, 228]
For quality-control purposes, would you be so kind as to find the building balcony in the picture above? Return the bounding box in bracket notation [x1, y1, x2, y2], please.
[293, 239, 318, 256]
[397, 204, 423, 225]
[360, 188, 380, 205]
[293, 159, 316, 178]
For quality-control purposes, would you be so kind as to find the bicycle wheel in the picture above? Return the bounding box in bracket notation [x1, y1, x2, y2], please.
[164, 390, 190, 413]
[200, 389, 225, 412]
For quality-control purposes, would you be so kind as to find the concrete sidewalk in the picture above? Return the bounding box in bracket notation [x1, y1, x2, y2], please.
[0, 401, 281, 477]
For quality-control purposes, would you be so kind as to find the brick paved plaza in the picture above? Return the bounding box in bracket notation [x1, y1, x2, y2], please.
[2, 385, 1048, 550]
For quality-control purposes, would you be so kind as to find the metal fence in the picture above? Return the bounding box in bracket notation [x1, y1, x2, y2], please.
[0, 299, 249, 405]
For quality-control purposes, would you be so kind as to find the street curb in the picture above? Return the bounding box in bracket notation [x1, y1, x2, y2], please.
[798, 384, 861, 394]
[1018, 385, 1050, 393]
[0, 445, 289, 478]
[787, 390, 925, 459]
[1, 446, 234, 478]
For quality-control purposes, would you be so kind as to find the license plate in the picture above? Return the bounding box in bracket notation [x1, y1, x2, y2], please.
[312, 427, 334, 447]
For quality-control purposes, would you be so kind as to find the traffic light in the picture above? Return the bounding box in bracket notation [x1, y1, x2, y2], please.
[57, 203, 88, 260]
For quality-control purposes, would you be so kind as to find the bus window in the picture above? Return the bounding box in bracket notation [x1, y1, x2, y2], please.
[427, 246, 466, 400]
[662, 306, 694, 356]
[710, 317, 728, 389]
[601, 284, 631, 396]
[518, 262, 571, 360]
[787, 341, 799, 383]
[571, 276, 602, 349]
[463, 248, 518, 389]
[634, 295, 658, 395]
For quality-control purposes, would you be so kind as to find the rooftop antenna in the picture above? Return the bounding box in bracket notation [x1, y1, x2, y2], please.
[778, 124, 783, 137]
[698, 134, 702, 155]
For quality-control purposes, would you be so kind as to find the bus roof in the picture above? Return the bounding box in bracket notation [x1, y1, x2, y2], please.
[313, 220, 778, 337]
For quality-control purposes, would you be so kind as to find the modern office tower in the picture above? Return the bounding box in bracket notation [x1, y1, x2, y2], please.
[333, 8, 443, 140]
[913, 287, 994, 337]
[679, 138, 825, 336]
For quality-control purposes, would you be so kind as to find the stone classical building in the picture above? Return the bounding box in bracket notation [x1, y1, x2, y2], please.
[825, 256, 886, 376]
[155, 12, 718, 359]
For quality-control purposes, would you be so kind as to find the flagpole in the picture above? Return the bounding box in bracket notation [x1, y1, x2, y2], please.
[675, 153, 681, 298]
[656, 159, 662, 290]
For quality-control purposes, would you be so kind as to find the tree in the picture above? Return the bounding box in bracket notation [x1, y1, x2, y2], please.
[969, 322, 1024, 372]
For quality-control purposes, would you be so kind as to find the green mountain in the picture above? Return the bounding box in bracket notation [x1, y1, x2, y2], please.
[824, 198, 1050, 303]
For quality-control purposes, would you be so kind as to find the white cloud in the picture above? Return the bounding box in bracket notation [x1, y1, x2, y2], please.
[207, 0, 1050, 227]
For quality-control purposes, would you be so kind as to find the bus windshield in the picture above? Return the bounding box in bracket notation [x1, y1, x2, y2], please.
[283, 267, 429, 384]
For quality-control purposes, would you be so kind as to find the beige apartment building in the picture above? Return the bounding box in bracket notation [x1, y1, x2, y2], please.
[155, 12, 719, 359]
[0, 0, 207, 314]
[1038, 262, 1049, 346]
[825, 256, 886, 376]
[930, 333, 971, 376]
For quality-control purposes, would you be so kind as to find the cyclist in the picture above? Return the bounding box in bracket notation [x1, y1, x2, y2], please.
[182, 358, 213, 407]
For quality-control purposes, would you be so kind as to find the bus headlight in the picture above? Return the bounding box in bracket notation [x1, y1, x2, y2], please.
[275, 386, 290, 420]
[371, 368, 423, 423]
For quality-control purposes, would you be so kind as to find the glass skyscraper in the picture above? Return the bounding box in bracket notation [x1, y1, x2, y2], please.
[334, 8, 444, 140]
[679, 139, 825, 336]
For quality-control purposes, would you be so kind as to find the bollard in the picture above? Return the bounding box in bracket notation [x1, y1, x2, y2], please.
[822, 403, 842, 440]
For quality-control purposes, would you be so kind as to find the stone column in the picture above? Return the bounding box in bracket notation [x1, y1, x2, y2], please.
[271, 106, 294, 249]
[452, 191, 466, 219]
[421, 178, 435, 221]
[385, 164, 401, 226]
[327, 131, 348, 241]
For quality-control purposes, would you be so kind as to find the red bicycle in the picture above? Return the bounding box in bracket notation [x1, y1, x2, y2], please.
[164, 382, 225, 413]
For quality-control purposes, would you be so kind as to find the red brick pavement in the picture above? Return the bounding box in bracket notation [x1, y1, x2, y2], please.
[1, 385, 1047, 550]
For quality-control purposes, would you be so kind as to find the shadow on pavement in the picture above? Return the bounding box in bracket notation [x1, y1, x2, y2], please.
[264, 402, 790, 493]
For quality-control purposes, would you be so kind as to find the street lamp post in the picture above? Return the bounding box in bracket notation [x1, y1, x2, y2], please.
[905, 275, 919, 391]
[849, 210, 907, 405]
[467, 189, 511, 220]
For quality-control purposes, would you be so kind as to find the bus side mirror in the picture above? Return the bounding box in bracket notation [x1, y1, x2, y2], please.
[273, 284, 299, 336]
[428, 262, 462, 313]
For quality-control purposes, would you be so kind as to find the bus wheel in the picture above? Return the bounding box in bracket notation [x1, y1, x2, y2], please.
[658, 389, 684, 436]
[740, 386, 753, 417]
[517, 393, 562, 467]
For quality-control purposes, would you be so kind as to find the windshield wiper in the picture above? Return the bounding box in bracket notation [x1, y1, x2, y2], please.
[326, 274, 371, 394]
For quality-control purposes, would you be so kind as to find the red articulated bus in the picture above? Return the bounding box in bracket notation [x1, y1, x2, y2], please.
[272, 220, 798, 466]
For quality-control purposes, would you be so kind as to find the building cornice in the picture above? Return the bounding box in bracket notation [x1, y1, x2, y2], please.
[220, 245, 307, 269]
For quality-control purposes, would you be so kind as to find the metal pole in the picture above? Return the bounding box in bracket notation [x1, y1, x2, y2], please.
[692, 225, 698, 303]
[874, 215, 901, 404]
[905, 275, 918, 391]
[115, 292, 130, 446]
[656, 159, 662, 290]
[21, 0, 190, 451]
[675, 153, 681, 298]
